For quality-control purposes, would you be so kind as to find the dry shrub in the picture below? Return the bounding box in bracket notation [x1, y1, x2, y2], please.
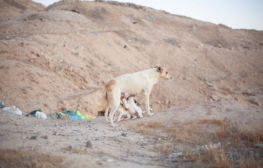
[0, 149, 66, 168]
[185, 148, 234, 168]
[61, 146, 89, 155]
[129, 118, 263, 167]
[238, 155, 261, 168]
[147, 121, 164, 128]
[198, 118, 229, 128]
[153, 143, 174, 155]
[202, 148, 234, 168]
[215, 124, 263, 146]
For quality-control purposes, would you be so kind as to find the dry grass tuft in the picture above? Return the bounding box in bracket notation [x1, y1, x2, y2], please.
[129, 118, 263, 167]
[0, 149, 66, 168]
[198, 118, 229, 128]
[153, 143, 174, 155]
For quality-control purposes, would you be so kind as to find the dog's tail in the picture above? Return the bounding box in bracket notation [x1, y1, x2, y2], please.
[98, 87, 108, 111]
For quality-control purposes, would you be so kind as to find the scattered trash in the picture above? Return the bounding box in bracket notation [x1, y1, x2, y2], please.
[0, 100, 5, 108]
[191, 142, 221, 154]
[254, 142, 263, 148]
[168, 149, 182, 159]
[86, 140, 92, 148]
[2, 106, 23, 116]
[26, 110, 47, 120]
[35, 111, 47, 119]
[63, 110, 96, 120]
[148, 15, 154, 20]
[50, 112, 68, 120]
[229, 152, 239, 160]
[90, 30, 98, 36]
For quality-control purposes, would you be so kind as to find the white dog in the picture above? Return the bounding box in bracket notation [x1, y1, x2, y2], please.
[104, 66, 171, 127]
[116, 94, 143, 122]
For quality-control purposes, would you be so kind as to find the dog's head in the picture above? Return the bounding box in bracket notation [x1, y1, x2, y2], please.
[155, 66, 172, 80]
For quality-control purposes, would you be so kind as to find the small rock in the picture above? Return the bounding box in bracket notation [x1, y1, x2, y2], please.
[122, 44, 127, 48]
[229, 152, 239, 160]
[86, 140, 92, 148]
[30, 136, 37, 140]
[121, 132, 127, 137]
[41, 135, 48, 139]
[106, 158, 113, 162]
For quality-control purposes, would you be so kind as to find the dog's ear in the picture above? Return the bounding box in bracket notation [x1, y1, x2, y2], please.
[156, 66, 163, 73]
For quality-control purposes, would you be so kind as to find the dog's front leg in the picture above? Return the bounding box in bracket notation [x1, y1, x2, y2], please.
[144, 92, 154, 116]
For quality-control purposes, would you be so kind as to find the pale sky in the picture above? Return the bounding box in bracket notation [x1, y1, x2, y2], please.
[33, 0, 263, 30]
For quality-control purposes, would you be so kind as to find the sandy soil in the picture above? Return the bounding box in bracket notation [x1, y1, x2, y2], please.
[0, 110, 192, 168]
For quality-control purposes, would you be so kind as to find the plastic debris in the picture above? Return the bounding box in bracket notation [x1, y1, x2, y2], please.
[2, 106, 23, 116]
[26, 109, 47, 119]
[50, 112, 68, 120]
[168, 150, 182, 159]
[191, 142, 221, 153]
[35, 111, 47, 119]
[0, 100, 5, 108]
[63, 110, 95, 120]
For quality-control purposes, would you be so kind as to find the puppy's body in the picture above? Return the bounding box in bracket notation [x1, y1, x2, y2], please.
[104, 67, 171, 127]
[117, 96, 143, 122]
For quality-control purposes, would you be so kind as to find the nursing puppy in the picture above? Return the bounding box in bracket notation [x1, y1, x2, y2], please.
[104, 66, 171, 127]
[117, 94, 143, 122]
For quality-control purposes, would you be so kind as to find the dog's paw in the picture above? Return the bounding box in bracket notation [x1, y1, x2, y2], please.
[111, 123, 118, 127]
[148, 112, 154, 116]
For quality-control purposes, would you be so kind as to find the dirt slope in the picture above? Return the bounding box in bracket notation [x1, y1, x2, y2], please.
[0, 0, 44, 22]
[0, 1, 263, 116]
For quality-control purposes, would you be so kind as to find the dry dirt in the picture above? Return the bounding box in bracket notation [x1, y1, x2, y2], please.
[0, 0, 263, 167]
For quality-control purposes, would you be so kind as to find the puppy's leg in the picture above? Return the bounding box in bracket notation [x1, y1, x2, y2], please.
[117, 108, 124, 122]
[135, 104, 143, 118]
[132, 115, 137, 119]
[144, 92, 154, 116]
[126, 112, 131, 120]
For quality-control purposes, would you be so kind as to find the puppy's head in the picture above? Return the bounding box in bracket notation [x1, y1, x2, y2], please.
[155, 66, 171, 80]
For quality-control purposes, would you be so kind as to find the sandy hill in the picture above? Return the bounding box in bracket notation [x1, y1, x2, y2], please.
[0, 0, 263, 116]
[0, 0, 44, 22]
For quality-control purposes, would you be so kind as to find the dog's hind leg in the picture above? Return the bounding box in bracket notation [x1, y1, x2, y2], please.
[109, 104, 120, 127]
[104, 106, 110, 122]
